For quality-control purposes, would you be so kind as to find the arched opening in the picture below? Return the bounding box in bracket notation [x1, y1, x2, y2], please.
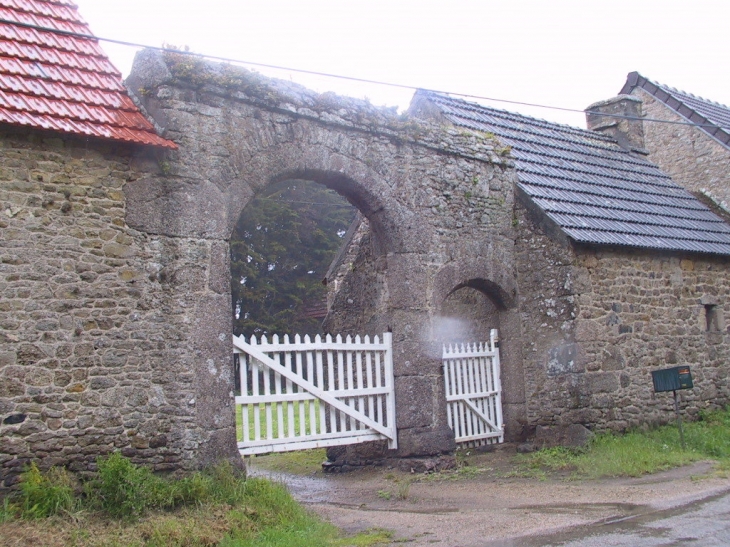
[434, 279, 507, 345]
[434, 277, 524, 446]
[229, 173, 402, 460]
[230, 178, 357, 338]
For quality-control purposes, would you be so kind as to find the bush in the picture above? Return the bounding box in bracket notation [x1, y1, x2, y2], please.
[19, 462, 75, 518]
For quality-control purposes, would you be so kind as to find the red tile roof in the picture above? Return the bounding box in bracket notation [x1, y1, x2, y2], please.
[0, 0, 176, 148]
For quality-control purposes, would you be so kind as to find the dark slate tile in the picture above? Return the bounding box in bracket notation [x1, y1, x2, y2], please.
[426, 91, 730, 256]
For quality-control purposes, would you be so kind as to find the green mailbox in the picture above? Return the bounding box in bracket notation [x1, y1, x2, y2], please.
[651, 366, 693, 393]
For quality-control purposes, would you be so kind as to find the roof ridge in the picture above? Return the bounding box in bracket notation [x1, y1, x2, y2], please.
[620, 72, 730, 149]
[653, 78, 730, 111]
[425, 90, 618, 142]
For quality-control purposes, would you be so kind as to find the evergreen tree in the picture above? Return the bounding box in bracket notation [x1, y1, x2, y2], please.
[230, 180, 355, 338]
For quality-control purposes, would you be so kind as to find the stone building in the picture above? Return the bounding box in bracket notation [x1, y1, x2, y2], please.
[0, 0, 244, 489]
[3, 1, 730, 488]
[1, 0, 520, 485]
[613, 72, 730, 214]
[398, 91, 730, 437]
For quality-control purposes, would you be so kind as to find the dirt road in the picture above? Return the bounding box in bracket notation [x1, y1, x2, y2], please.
[251, 445, 730, 546]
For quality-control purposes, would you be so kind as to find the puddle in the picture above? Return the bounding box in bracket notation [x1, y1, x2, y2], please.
[494, 489, 730, 547]
[248, 465, 337, 503]
[514, 502, 641, 516]
[327, 502, 460, 514]
[249, 464, 461, 515]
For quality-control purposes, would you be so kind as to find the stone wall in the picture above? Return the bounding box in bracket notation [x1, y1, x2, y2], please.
[6, 49, 728, 483]
[125, 49, 519, 461]
[571, 247, 730, 428]
[0, 128, 240, 490]
[515, 195, 730, 434]
[0, 49, 522, 486]
[513, 195, 580, 435]
[631, 88, 730, 213]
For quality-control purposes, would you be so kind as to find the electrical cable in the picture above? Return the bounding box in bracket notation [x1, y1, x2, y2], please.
[0, 17, 727, 130]
[256, 198, 355, 208]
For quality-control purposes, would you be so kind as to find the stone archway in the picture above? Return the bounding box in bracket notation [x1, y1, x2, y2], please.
[122, 49, 519, 468]
[433, 269, 527, 442]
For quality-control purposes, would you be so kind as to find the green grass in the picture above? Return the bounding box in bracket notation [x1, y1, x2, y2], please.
[0, 453, 392, 547]
[18, 462, 76, 518]
[237, 401, 322, 442]
[253, 448, 327, 475]
[517, 407, 730, 479]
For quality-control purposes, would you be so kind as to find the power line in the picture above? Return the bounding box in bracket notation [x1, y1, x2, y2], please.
[257, 198, 355, 208]
[1, 17, 727, 130]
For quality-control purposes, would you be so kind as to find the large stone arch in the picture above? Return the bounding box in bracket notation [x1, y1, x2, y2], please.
[121, 49, 519, 467]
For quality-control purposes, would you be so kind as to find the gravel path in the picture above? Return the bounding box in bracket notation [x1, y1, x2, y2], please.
[251, 446, 730, 546]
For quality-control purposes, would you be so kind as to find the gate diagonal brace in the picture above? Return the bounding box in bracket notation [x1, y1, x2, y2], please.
[233, 337, 395, 442]
[461, 398, 500, 432]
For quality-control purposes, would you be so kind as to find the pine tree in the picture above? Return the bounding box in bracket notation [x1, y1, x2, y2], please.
[230, 180, 355, 338]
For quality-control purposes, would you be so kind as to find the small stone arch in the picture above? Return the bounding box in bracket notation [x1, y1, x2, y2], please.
[433, 267, 526, 441]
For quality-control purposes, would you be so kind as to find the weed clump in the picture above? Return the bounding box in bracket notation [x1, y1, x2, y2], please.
[1, 454, 391, 546]
[19, 462, 75, 518]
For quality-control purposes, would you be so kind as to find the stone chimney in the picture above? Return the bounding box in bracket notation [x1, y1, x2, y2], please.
[585, 95, 647, 154]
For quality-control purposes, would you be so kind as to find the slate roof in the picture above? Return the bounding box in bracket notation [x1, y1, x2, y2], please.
[416, 90, 730, 256]
[620, 72, 730, 149]
[0, 0, 176, 148]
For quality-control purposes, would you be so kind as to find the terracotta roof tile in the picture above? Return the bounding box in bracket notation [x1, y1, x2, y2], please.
[0, 0, 176, 148]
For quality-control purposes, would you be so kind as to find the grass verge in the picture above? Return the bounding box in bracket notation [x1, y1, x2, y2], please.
[250, 448, 327, 475]
[0, 453, 391, 547]
[516, 407, 730, 479]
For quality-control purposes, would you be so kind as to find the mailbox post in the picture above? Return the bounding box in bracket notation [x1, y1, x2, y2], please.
[651, 366, 693, 449]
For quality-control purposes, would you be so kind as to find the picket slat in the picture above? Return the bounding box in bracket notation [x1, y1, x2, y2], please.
[234, 332, 396, 455]
[443, 330, 504, 447]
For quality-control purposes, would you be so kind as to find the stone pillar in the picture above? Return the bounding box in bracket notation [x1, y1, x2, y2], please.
[498, 308, 527, 441]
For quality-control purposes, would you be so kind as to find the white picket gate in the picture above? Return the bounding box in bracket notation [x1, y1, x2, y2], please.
[232, 332, 397, 455]
[443, 329, 504, 446]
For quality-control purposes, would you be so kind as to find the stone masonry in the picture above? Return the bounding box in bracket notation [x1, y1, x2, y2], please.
[628, 89, 730, 214]
[3, 48, 730, 487]
[123, 49, 519, 463]
[0, 47, 520, 486]
[514, 194, 730, 436]
[0, 127, 241, 489]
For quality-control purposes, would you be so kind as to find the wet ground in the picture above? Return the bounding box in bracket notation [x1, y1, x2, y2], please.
[513, 490, 730, 546]
[250, 445, 730, 546]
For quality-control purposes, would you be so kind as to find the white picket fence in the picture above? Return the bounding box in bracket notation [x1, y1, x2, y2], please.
[233, 332, 397, 455]
[443, 329, 503, 446]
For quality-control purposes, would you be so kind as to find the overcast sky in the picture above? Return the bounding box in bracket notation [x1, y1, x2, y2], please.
[74, 0, 730, 128]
